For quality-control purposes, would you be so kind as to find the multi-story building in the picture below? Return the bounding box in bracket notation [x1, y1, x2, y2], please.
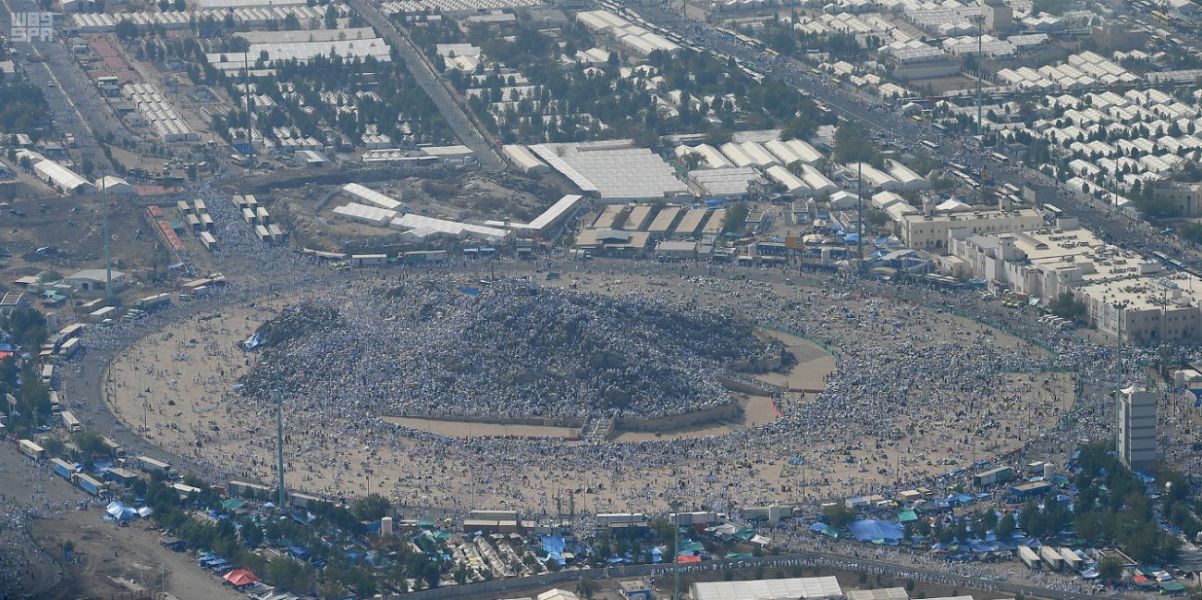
[1150, 181, 1202, 218]
[897, 207, 1042, 251]
[1118, 386, 1157, 472]
[947, 224, 1202, 344]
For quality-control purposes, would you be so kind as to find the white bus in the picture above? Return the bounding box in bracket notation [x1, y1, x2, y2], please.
[18, 439, 45, 460]
[61, 410, 81, 433]
[920, 139, 939, 151]
[135, 455, 172, 475]
[58, 337, 81, 358]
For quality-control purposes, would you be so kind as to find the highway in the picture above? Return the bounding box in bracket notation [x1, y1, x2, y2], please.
[0, 0, 117, 171]
[347, 0, 505, 170]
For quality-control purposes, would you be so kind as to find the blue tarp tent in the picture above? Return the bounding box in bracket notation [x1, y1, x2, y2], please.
[106, 501, 137, 521]
[541, 535, 566, 566]
[849, 519, 904, 543]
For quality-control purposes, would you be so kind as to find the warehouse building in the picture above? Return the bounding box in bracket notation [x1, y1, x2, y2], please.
[18, 150, 93, 195]
[205, 28, 391, 73]
[342, 183, 403, 210]
[690, 577, 842, 600]
[647, 206, 682, 235]
[502, 145, 550, 174]
[484, 194, 585, 238]
[529, 140, 688, 202]
[688, 167, 764, 198]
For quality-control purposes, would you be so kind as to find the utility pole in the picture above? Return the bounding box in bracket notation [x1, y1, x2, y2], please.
[243, 52, 255, 171]
[277, 395, 286, 508]
[976, 17, 984, 139]
[102, 179, 113, 305]
[673, 510, 680, 600]
[856, 160, 863, 271]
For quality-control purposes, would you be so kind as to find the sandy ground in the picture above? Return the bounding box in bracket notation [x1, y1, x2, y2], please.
[754, 329, 837, 392]
[103, 272, 1073, 513]
[0, 444, 243, 600]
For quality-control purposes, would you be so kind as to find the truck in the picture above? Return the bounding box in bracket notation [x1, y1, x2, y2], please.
[171, 483, 202, 497]
[18, 439, 45, 460]
[61, 410, 81, 433]
[51, 458, 78, 481]
[1059, 547, 1083, 572]
[1017, 546, 1040, 570]
[76, 473, 105, 496]
[100, 436, 125, 457]
[1039, 545, 1062, 571]
[136, 293, 172, 311]
[135, 455, 172, 475]
[972, 466, 1014, 487]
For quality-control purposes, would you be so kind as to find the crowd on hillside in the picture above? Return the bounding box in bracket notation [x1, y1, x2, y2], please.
[239, 279, 776, 420]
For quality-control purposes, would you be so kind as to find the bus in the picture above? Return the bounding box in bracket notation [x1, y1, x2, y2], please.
[18, 439, 45, 460]
[991, 151, 1010, 164]
[920, 140, 939, 151]
[58, 337, 81, 358]
[135, 455, 172, 475]
[54, 323, 86, 349]
[61, 410, 81, 433]
[101, 436, 125, 457]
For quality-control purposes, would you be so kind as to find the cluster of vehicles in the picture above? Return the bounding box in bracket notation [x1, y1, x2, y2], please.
[17, 435, 170, 500]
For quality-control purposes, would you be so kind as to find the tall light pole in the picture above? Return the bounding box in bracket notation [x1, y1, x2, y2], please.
[102, 178, 113, 305]
[673, 517, 680, 600]
[277, 394, 286, 509]
[856, 161, 863, 271]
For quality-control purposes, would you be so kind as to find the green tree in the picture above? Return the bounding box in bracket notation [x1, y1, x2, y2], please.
[4, 307, 47, 349]
[266, 557, 313, 593]
[1097, 555, 1123, 582]
[351, 493, 390, 522]
[722, 202, 750, 235]
[822, 503, 857, 529]
[1048, 292, 1087, 323]
[115, 19, 139, 40]
[833, 120, 877, 165]
[72, 431, 112, 458]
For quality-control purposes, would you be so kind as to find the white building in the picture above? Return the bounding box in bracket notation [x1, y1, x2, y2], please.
[897, 208, 1042, 251]
[1118, 386, 1157, 471]
[690, 577, 842, 600]
[947, 224, 1202, 344]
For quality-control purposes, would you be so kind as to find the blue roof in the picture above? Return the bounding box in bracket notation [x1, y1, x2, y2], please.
[849, 519, 904, 543]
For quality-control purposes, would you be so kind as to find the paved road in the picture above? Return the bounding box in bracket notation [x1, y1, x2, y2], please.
[348, 0, 504, 170]
[0, 0, 114, 170]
